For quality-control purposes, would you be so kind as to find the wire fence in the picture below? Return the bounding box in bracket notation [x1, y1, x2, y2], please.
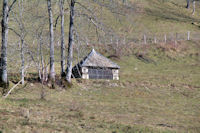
[103, 31, 200, 45]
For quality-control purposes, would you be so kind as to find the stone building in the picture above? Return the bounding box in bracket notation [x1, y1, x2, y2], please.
[72, 49, 120, 80]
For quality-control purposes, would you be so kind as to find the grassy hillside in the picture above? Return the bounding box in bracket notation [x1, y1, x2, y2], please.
[100, 0, 200, 37]
[1, 0, 200, 75]
[0, 0, 200, 133]
[0, 41, 200, 133]
[2, 0, 200, 41]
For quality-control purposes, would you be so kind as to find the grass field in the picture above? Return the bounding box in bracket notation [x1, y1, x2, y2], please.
[0, 0, 200, 133]
[0, 41, 200, 133]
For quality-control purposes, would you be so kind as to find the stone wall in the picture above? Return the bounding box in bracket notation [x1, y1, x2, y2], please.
[81, 67, 89, 79]
[112, 69, 119, 80]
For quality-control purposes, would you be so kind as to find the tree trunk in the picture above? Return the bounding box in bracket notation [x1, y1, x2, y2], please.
[19, 0, 25, 85]
[192, 0, 195, 15]
[186, 0, 190, 9]
[0, 0, 9, 86]
[60, 0, 65, 77]
[47, 0, 55, 82]
[21, 38, 25, 85]
[66, 0, 75, 83]
[37, 38, 42, 81]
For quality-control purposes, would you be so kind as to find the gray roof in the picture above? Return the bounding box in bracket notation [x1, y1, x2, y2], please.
[77, 49, 120, 69]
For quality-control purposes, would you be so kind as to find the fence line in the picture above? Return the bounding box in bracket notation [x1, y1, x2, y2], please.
[103, 31, 200, 46]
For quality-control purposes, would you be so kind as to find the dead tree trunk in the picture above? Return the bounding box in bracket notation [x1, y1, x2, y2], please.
[47, 0, 55, 83]
[60, 0, 66, 77]
[0, 0, 9, 87]
[66, 0, 75, 84]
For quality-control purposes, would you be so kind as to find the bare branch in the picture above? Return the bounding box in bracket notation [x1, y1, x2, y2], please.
[54, 15, 60, 29]
[8, 0, 17, 13]
[8, 27, 20, 37]
[54, 8, 68, 30]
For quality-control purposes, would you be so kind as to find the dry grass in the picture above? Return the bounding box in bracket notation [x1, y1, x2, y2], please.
[0, 41, 200, 133]
[0, 1, 200, 132]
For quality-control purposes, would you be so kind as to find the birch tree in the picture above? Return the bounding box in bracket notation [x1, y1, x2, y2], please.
[60, 0, 66, 77]
[8, 0, 27, 85]
[47, 0, 55, 84]
[18, 0, 25, 85]
[0, 0, 17, 87]
[66, 0, 75, 84]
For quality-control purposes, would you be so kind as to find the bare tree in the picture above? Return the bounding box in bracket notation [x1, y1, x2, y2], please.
[60, 0, 66, 77]
[19, 0, 25, 85]
[47, 0, 55, 84]
[66, 0, 75, 84]
[8, 0, 28, 85]
[0, 0, 17, 88]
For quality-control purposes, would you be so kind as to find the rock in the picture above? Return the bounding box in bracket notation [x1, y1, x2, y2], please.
[109, 83, 118, 87]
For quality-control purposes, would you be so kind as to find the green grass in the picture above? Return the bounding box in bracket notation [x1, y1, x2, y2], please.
[0, 41, 200, 133]
[2, 0, 200, 42]
[0, 1, 200, 133]
[3, 0, 200, 75]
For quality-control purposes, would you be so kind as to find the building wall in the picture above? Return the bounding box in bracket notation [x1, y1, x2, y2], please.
[112, 69, 119, 80]
[81, 67, 119, 80]
[81, 67, 89, 79]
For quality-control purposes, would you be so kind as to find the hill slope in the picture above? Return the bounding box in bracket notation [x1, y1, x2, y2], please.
[0, 0, 200, 133]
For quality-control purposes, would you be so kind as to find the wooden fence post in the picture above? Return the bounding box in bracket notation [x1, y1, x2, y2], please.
[187, 31, 190, 41]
